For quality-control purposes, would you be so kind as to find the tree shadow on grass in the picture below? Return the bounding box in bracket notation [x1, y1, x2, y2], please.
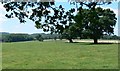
[89, 43, 114, 45]
[65, 42, 91, 45]
[65, 42, 115, 45]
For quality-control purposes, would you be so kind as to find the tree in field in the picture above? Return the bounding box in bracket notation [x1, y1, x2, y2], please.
[1, 1, 116, 43]
[74, 7, 117, 44]
[35, 34, 44, 41]
[61, 2, 116, 43]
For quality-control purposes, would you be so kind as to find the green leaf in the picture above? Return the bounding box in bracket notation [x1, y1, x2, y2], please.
[35, 21, 42, 29]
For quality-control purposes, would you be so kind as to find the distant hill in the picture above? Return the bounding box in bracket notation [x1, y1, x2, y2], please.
[0, 32, 9, 34]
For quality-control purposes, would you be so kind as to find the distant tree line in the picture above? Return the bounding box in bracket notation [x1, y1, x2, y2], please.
[1, 34, 33, 42]
[31, 33, 60, 40]
[101, 35, 120, 40]
[0, 32, 119, 42]
[0, 32, 60, 42]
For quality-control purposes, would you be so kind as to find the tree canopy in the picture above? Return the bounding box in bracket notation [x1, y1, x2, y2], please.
[74, 7, 117, 43]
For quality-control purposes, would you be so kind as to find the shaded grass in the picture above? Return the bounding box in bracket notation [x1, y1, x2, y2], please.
[2, 40, 118, 69]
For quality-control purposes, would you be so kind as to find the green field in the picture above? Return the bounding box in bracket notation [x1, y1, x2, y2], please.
[2, 40, 118, 69]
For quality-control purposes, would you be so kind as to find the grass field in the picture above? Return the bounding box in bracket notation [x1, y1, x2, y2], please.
[2, 40, 118, 69]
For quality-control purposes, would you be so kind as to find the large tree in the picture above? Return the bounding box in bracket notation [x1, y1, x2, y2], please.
[74, 7, 117, 44]
[60, 2, 116, 43]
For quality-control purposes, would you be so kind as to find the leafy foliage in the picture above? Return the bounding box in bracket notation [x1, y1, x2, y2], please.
[2, 1, 75, 34]
[74, 7, 117, 43]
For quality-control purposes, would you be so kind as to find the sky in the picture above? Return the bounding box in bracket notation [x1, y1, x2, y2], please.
[0, 1, 119, 35]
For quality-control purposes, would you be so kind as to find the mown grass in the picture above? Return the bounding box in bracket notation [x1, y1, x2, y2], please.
[2, 40, 118, 69]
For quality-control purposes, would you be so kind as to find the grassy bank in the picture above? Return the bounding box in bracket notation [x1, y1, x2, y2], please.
[2, 40, 118, 69]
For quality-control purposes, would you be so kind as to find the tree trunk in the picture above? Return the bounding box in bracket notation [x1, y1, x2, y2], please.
[68, 39, 73, 43]
[94, 38, 98, 44]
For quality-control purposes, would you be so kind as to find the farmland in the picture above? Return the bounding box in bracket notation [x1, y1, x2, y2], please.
[2, 40, 118, 69]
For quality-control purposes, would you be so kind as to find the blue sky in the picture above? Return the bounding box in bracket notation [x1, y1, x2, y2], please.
[0, 2, 119, 35]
